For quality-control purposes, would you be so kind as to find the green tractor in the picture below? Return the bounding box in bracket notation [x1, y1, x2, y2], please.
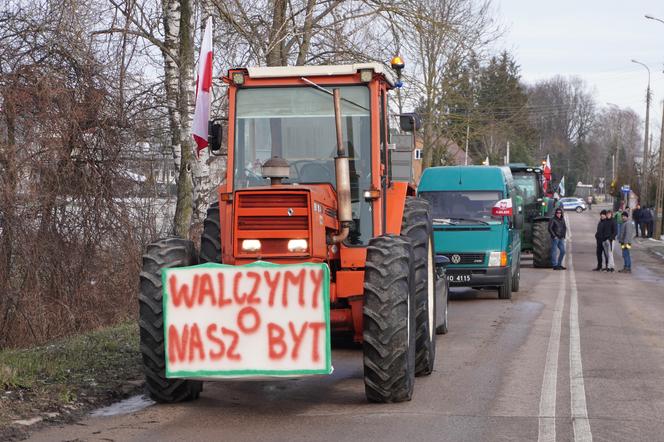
[509, 164, 553, 268]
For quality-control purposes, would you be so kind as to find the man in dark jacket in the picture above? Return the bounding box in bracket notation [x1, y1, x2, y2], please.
[548, 207, 567, 270]
[594, 210, 612, 271]
[641, 207, 653, 238]
[633, 204, 642, 237]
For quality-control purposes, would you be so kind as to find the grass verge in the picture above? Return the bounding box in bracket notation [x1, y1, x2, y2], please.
[0, 321, 144, 440]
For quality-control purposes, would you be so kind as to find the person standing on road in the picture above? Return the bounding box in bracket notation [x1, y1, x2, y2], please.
[633, 204, 642, 237]
[594, 210, 611, 271]
[548, 208, 567, 270]
[602, 209, 616, 272]
[618, 211, 635, 273]
[641, 206, 653, 238]
[614, 208, 624, 239]
[587, 195, 593, 210]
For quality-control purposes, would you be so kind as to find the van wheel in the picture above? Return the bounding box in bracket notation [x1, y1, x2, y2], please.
[435, 277, 449, 335]
[363, 235, 416, 403]
[511, 256, 520, 293]
[498, 268, 512, 300]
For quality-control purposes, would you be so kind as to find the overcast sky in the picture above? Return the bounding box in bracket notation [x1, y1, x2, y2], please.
[498, 0, 664, 132]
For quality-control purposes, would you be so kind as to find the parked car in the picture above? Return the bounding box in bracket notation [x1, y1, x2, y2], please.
[559, 197, 587, 212]
[418, 166, 522, 300]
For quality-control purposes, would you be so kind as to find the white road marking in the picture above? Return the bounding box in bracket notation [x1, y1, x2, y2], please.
[537, 269, 566, 442]
[567, 217, 593, 441]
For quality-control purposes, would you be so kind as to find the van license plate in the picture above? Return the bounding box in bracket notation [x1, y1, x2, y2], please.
[447, 274, 471, 283]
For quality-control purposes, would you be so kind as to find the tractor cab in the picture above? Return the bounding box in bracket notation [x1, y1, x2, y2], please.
[509, 163, 554, 267]
[214, 64, 412, 265]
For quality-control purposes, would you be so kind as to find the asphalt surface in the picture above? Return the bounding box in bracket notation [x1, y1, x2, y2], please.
[30, 209, 664, 442]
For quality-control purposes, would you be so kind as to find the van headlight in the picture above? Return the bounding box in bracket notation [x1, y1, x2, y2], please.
[241, 239, 261, 252]
[488, 251, 507, 267]
[288, 239, 308, 252]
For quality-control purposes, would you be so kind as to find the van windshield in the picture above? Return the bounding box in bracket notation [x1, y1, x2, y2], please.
[419, 191, 503, 224]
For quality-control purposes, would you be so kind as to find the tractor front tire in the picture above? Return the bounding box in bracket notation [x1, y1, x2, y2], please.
[200, 202, 221, 264]
[363, 235, 416, 403]
[139, 237, 203, 403]
[532, 221, 552, 268]
[401, 197, 436, 377]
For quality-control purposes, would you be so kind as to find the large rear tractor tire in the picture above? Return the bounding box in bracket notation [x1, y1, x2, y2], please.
[200, 202, 221, 264]
[139, 237, 203, 403]
[401, 197, 436, 377]
[363, 235, 417, 403]
[532, 221, 552, 268]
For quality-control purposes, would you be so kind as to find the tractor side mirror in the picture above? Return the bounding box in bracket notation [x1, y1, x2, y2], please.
[399, 113, 421, 132]
[208, 119, 227, 156]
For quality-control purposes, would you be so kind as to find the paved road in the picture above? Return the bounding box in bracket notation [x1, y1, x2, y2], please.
[30, 210, 664, 441]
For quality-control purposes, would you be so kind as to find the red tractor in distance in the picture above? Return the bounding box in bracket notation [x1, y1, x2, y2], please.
[138, 61, 446, 404]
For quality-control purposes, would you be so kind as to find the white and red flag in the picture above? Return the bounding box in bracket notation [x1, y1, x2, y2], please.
[543, 154, 552, 181]
[542, 154, 552, 192]
[192, 17, 213, 156]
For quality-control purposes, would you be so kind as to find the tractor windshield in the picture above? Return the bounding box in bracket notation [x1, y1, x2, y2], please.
[512, 173, 539, 205]
[233, 85, 372, 244]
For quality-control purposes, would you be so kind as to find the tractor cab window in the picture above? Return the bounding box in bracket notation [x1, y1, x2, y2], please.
[512, 173, 539, 205]
[234, 85, 373, 245]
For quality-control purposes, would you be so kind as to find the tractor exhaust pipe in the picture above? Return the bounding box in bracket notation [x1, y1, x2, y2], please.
[331, 88, 351, 244]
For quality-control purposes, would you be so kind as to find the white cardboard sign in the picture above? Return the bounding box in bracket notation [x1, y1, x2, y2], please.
[162, 261, 332, 378]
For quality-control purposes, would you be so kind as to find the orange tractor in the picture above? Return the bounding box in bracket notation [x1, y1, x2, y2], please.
[138, 61, 447, 404]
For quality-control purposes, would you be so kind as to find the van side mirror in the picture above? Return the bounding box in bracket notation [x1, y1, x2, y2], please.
[208, 119, 227, 155]
[399, 113, 422, 132]
[434, 255, 450, 278]
[514, 213, 524, 229]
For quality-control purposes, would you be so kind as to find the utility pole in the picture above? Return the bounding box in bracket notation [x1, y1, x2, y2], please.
[632, 60, 651, 203]
[654, 101, 664, 238]
[464, 123, 469, 166]
[505, 141, 510, 165]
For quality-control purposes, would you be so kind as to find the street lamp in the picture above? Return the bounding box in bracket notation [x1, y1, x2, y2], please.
[646, 13, 664, 238]
[631, 59, 651, 204]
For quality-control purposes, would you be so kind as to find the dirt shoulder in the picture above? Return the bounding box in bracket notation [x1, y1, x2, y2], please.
[0, 322, 144, 441]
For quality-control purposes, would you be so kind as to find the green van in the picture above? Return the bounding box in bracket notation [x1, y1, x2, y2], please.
[417, 166, 522, 299]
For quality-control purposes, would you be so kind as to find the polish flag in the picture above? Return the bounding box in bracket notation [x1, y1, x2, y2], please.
[192, 17, 213, 156]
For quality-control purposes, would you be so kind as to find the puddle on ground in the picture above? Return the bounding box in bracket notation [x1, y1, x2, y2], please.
[90, 395, 155, 418]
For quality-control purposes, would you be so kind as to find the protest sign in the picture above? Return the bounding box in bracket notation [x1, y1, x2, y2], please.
[162, 261, 331, 378]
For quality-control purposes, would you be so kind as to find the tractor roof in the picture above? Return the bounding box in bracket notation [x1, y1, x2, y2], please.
[508, 163, 543, 174]
[245, 63, 397, 86]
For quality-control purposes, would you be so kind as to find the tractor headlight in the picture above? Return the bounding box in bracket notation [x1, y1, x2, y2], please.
[488, 251, 507, 267]
[287, 239, 308, 253]
[241, 239, 261, 252]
